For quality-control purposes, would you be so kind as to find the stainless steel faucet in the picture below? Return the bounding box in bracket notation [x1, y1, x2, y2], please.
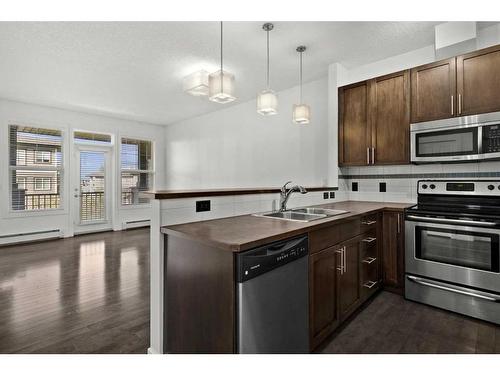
[279, 181, 307, 212]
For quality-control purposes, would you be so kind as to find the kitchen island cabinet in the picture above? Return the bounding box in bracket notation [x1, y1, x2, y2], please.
[154, 200, 411, 353]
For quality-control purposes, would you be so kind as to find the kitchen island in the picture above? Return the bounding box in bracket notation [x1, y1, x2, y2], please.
[154, 199, 412, 353]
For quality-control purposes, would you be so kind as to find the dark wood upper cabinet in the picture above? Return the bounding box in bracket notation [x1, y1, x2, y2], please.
[309, 245, 339, 350]
[339, 74, 410, 167]
[339, 82, 370, 166]
[410, 58, 456, 123]
[457, 44, 500, 116]
[382, 211, 404, 294]
[370, 71, 410, 165]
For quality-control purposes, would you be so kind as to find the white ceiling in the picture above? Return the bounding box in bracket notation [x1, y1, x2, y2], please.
[0, 21, 491, 125]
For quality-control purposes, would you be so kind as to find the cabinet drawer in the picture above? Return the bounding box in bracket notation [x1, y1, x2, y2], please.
[309, 219, 361, 253]
[360, 214, 378, 233]
[360, 230, 377, 259]
[361, 258, 380, 297]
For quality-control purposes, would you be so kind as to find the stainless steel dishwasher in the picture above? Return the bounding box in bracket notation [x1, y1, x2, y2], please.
[236, 235, 309, 354]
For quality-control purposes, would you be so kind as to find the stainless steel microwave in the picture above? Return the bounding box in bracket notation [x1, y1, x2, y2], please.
[410, 111, 500, 163]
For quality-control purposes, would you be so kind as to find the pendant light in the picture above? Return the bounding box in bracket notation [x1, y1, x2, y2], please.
[209, 21, 236, 103]
[292, 46, 311, 124]
[257, 23, 278, 116]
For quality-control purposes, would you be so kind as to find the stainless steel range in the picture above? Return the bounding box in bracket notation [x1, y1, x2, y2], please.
[405, 180, 500, 324]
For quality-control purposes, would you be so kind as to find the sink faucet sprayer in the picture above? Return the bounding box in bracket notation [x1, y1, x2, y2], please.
[279, 181, 307, 212]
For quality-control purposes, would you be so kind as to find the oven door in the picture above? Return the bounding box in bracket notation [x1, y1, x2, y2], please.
[405, 218, 500, 292]
[411, 125, 480, 163]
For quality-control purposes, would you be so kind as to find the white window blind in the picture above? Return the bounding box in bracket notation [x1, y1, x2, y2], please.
[120, 138, 153, 205]
[9, 125, 63, 211]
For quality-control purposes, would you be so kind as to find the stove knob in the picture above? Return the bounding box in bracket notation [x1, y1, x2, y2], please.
[430, 184, 436, 190]
[488, 184, 495, 191]
[422, 184, 428, 190]
[498, 185, 500, 190]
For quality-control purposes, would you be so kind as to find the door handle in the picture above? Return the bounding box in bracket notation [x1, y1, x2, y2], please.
[407, 275, 500, 302]
[397, 214, 401, 234]
[406, 215, 497, 227]
[363, 280, 377, 289]
[458, 94, 462, 115]
[343, 246, 346, 274]
[366, 147, 370, 165]
[335, 249, 343, 274]
[371, 147, 375, 165]
[362, 237, 376, 243]
[451, 95, 454, 115]
[361, 220, 377, 225]
[362, 257, 377, 264]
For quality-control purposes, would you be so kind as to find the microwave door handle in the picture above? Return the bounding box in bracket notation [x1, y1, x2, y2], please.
[407, 275, 500, 302]
[406, 215, 497, 227]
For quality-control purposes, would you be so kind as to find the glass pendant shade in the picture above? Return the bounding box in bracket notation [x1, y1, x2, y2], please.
[183, 70, 209, 96]
[208, 70, 236, 103]
[257, 89, 278, 115]
[292, 104, 311, 124]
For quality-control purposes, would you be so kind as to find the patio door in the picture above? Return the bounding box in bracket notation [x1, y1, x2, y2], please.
[74, 146, 112, 233]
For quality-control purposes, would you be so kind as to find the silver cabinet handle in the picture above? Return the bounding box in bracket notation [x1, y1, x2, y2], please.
[397, 213, 401, 234]
[458, 93, 462, 115]
[361, 220, 377, 225]
[363, 280, 377, 289]
[362, 237, 376, 243]
[362, 257, 377, 264]
[371, 147, 375, 165]
[407, 275, 500, 302]
[335, 249, 343, 274]
[451, 95, 454, 115]
[406, 215, 497, 226]
[342, 246, 346, 274]
[366, 147, 370, 165]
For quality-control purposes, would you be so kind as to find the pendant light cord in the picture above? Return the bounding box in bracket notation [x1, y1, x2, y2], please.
[266, 28, 270, 88]
[220, 21, 224, 92]
[299, 50, 303, 103]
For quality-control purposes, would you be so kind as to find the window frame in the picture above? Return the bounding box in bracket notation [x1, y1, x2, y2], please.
[119, 136, 154, 207]
[34, 177, 52, 191]
[34, 150, 52, 164]
[8, 124, 65, 214]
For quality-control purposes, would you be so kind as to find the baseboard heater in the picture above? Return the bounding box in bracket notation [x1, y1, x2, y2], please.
[122, 219, 151, 230]
[0, 229, 63, 246]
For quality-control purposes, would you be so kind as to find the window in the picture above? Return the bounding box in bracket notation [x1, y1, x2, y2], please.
[74, 131, 112, 145]
[16, 177, 26, 190]
[120, 138, 153, 205]
[35, 150, 51, 164]
[9, 125, 63, 211]
[34, 177, 52, 191]
[16, 149, 26, 165]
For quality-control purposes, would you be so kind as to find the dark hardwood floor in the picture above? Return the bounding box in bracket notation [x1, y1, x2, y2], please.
[0, 228, 150, 354]
[2, 229, 499, 354]
[321, 291, 500, 354]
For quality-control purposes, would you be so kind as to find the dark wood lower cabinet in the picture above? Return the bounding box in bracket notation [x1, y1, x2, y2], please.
[309, 246, 340, 350]
[382, 211, 405, 294]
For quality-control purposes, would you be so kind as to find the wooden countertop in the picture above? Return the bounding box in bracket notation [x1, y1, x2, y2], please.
[141, 186, 337, 200]
[161, 201, 413, 252]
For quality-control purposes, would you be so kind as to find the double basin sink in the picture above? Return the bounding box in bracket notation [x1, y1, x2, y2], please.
[253, 207, 349, 222]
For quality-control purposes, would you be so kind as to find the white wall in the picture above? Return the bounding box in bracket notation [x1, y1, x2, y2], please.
[0, 99, 166, 240]
[164, 78, 331, 189]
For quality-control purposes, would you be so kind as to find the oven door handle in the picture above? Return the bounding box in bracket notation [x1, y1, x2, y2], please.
[407, 275, 500, 302]
[406, 215, 497, 227]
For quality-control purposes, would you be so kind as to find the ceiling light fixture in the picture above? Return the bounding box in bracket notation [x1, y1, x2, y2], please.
[183, 70, 209, 96]
[292, 46, 311, 125]
[257, 23, 278, 116]
[209, 21, 236, 104]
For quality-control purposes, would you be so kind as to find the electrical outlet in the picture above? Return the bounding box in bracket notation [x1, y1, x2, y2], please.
[352, 182, 358, 192]
[379, 182, 386, 192]
[323, 192, 329, 199]
[329, 192, 335, 199]
[196, 200, 211, 212]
